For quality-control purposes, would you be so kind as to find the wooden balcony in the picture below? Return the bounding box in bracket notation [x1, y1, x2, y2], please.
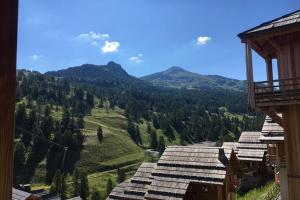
[253, 77, 300, 108]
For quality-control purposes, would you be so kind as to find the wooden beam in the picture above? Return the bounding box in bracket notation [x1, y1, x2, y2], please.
[265, 57, 274, 90]
[0, 0, 18, 199]
[266, 110, 283, 127]
[267, 38, 282, 52]
[245, 42, 255, 111]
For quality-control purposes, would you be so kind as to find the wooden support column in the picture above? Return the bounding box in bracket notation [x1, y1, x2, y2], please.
[283, 107, 300, 200]
[0, 0, 18, 199]
[245, 42, 255, 111]
[266, 57, 274, 91]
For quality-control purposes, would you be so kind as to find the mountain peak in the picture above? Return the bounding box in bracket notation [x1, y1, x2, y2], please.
[166, 66, 186, 73]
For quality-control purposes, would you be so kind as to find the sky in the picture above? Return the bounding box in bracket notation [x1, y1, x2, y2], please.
[17, 0, 299, 80]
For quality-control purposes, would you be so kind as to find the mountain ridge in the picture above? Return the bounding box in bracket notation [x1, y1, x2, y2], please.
[142, 66, 246, 92]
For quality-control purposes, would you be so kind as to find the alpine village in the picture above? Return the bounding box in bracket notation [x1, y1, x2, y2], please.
[1, 1, 300, 200]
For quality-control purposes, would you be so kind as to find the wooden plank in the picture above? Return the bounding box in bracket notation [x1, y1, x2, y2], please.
[0, 0, 18, 199]
[266, 57, 274, 90]
[283, 106, 300, 199]
[245, 42, 255, 111]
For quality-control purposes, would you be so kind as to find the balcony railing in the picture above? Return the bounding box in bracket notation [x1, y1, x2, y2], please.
[254, 77, 300, 107]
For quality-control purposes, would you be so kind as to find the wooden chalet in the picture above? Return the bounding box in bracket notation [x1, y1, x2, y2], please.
[259, 115, 287, 199]
[238, 9, 300, 199]
[236, 132, 268, 191]
[108, 146, 240, 200]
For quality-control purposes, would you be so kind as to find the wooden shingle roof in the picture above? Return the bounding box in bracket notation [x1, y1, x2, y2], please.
[238, 9, 300, 39]
[260, 116, 284, 143]
[107, 181, 130, 200]
[145, 146, 235, 200]
[108, 146, 237, 200]
[237, 132, 267, 162]
[222, 142, 238, 152]
[107, 162, 156, 200]
[12, 189, 32, 200]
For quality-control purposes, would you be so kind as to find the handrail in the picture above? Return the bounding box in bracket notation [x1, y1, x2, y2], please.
[252, 77, 300, 105]
[254, 77, 300, 85]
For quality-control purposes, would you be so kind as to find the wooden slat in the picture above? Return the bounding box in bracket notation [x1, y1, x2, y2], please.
[0, 0, 18, 199]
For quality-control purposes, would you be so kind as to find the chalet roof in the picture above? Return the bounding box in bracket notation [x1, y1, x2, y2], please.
[260, 116, 284, 143]
[222, 142, 238, 152]
[107, 162, 156, 200]
[238, 9, 300, 39]
[145, 146, 235, 200]
[12, 188, 32, 200]
[237, 132, 267, 162]
[108, 146, 237, 200]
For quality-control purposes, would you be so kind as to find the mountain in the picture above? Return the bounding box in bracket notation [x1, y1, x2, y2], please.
[142, 66, 247, 92]
[46, 61, 140, 84]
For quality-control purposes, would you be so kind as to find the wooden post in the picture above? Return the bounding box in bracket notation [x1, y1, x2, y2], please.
[283, 107, 300, 200]
[245, 42, 255, 111]
[266, 57, 274, 91]
[0, 0, 18, 199]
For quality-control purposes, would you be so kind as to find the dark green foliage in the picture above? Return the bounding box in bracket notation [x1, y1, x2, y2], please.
[127, 119, 141, 145]
[117, 168, 126, 183]
[97, 126, 103, 143]
[157, 136, 166, 155]
[50, 170, 62, 193]
[72, 168, 80, 196]
[90, 190, 101, 200]
[80, 173, 89, 200]
[150, 130, 158, 150]
[106, 178, 113, 197]
[13, 141, 26, 185]
[77, 115, 85, 129]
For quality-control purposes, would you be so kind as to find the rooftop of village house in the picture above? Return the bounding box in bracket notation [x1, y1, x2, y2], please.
[107, 146, 238, 200]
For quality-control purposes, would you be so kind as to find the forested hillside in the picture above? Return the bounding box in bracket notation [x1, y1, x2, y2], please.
[142, 66, 247, 91]
[14, 63, 264, 199]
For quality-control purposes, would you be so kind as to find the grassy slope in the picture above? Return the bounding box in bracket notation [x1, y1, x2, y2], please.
[31, 103, 179, 196]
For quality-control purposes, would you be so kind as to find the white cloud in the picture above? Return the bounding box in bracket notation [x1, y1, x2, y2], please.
[129, 53, 143, 63]
[30, 54, 43, 61]
[74, 31, 110, 45]
[101, 41, 120, 53]
[197, 36, 211, 45]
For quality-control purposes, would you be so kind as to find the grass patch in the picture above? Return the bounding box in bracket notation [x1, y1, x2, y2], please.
[236, 182, 276, 200]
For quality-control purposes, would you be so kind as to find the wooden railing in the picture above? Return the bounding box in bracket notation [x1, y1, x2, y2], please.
[254, 77, 300, 106]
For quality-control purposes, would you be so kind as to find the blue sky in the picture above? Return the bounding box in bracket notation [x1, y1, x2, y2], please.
[17, 0, 299, 80]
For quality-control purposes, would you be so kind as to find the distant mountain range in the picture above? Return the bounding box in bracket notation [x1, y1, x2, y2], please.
[142, 66, 246, 92]
[46, 62, 246, 92]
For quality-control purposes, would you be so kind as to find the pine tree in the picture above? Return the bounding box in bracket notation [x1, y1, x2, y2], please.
[97, 126, 103, 143]
[13, 141, 26, 185]
[127, 119, 137, 144]
[73, 168, 80, 196]
[150, 130, 158, 150]
[77, 115, 85, 129]
[106, 178, 113, 197]
[117, 168, 126, 183]
[90, 190, 101, 200]
[61, 175, 67, 200]
[135, 125, 142, 145]
[80, 173, 89, 200]
[157, 136, 166, 155]
[50, 170, 62, 194]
